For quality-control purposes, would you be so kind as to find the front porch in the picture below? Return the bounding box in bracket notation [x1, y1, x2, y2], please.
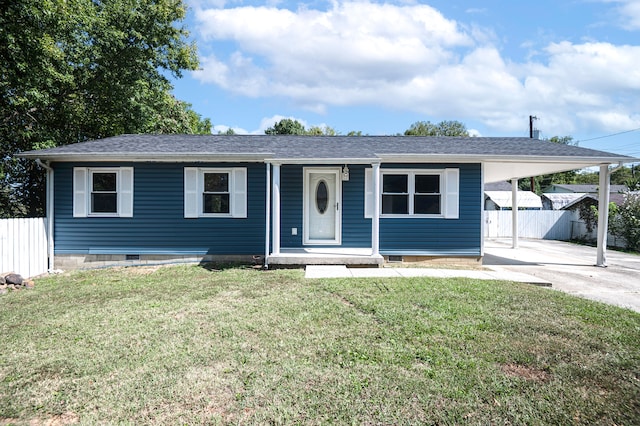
[267, 248, 384, 267]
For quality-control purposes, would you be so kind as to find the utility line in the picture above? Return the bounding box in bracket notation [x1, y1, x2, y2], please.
[578, 127, 640, 143]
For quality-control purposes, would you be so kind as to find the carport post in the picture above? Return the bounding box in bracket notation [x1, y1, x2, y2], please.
[596, 164, 611, 267]
[511, 178, 518, 249]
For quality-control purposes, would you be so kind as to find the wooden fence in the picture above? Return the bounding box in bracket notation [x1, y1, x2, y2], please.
[0, 218, 48, 278]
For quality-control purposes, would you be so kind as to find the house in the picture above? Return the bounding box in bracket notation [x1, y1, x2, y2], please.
[544, 183, 628, 194]
[484, 181, 542, 210]
[19, 134, 635, 270]
[541, 193, 587, 210]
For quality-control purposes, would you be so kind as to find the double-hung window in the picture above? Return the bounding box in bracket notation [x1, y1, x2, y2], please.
[73, 167, 134, 218]
[365, 168, 459, 219]
[184, 167, 247, 218]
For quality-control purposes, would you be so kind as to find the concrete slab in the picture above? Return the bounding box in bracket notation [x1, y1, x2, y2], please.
[305, 264, 549, 285]
[484, 238, 640, 312]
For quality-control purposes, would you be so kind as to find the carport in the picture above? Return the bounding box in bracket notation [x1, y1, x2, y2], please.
[483, 151, 637, 267]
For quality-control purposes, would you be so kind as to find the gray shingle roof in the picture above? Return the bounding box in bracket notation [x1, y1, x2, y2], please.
[19, 134, 634, 162]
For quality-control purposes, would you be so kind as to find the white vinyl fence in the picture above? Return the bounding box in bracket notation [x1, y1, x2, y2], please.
[0, 218, 48, 278]
[484, 210, 574, 240]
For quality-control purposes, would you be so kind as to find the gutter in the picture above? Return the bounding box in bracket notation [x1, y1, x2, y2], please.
[35, 159, 55, 273]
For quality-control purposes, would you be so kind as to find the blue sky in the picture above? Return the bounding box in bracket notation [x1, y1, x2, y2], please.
[170, 0, 640, 158]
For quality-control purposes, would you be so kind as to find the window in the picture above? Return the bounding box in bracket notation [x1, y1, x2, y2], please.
[203, 172, 230, 214]
[184, 167, 247, 218]
[73, 167, 134, 218]
[91, 171, 118, 213]
[365, 168, 459, 219]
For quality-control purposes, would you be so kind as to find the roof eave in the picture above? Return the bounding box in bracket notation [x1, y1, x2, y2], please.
[18, 153, 274, 162]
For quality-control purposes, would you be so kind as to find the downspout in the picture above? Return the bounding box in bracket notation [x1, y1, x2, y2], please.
[596, 162, 624, 267]
[35, 159, 54, 272]
[264, 162, 271, 269]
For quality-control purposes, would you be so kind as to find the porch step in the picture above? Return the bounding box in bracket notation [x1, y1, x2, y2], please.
[268, 252, 384, 267]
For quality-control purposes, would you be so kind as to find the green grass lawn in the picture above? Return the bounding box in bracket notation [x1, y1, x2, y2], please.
[1, 264, 638, 425]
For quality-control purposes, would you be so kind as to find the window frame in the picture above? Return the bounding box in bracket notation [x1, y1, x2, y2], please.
[365, 168, 459, 219]
[380, 170, 443, 217]
[89, 169, 119, 216]
[184, 167, 247, 219]
[73, 167, 134, 218]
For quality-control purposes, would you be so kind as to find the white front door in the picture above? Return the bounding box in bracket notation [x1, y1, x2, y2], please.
[304, 168, 341, 245]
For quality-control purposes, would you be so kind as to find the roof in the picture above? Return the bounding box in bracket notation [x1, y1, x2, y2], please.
[19, 134, 636, 183]
[484, 181, 515, 191]
[485, 191, 543, 209]
[545, 184, 629, 193]
[541, 193, 587, 209]
[562, 192, 630, 210]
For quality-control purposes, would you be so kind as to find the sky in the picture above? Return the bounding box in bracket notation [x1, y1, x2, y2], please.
[169, 0, 640, 159]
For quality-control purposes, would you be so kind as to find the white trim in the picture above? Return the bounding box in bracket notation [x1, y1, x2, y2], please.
[272, 164, 281, 255]
[443, 168, 459, 219]
[183, 167, 247, 218]
[73, 168, 87, 218]
[379, 169, 446, 218]
[364, 168, 374, 218]
[73, 167, 134, 218]
[265, 163, 271, 267]
[596, 164, 610, 266]
[118, 167, 134, 218]
[371, 163, 381, 256]
[511, 178, 518, 249]
[303, 167, 342, 245]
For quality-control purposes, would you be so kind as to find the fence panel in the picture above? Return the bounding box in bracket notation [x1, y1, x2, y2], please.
[0, 218, 48, 278]
[484, 210, 573, 240]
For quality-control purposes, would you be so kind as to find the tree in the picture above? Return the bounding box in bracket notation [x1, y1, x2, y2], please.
[0, 0, 209, 218]
[265, 119, 307, 135]
[609, 193, 640, 251]
[264, 119, 339, 136]
[404, 120, 469, 137]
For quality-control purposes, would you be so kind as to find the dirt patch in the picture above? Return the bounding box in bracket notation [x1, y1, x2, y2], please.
[501, 363, 551, 382]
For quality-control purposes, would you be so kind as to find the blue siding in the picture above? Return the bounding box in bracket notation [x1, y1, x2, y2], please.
[53, 161, 481, 257]
[379, 163, 482, 256]
[54, 162, 266, 255]
[279, 165, 371, 249]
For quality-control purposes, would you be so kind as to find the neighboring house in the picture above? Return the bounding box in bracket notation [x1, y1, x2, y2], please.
[484, 191, 542, 210]
[484, 181, 541, 210]
[19, 134, 634, 270]
[562, 192, 627, 211]
[541, 193, 587, 210]
[544, 183, 628, 194]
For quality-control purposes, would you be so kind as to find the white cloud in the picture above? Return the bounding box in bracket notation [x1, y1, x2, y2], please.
[603, 0, 640, 30]
[192, 0, 640, 136]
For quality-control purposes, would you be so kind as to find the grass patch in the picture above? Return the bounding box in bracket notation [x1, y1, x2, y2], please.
[1, 264, 638, 424]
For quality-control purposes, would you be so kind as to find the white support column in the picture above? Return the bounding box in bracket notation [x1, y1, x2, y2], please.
[596, 164, 611, 267]
[272, 163, 281, 255]
[371, 162, 381, 256]
[264, 163, 271, 267]
[511, 178, 519, 249]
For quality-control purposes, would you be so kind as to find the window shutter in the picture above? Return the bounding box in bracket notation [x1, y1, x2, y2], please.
[231, 168, 247, 218]
[184, 167, 199, 218]
[73, 168, 88, 218]
[118, 167, 134, 217]
[364, 168, 373, 218]
[444, 168, 459, 219]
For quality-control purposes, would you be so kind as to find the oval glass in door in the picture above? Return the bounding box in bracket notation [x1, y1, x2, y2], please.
[316, 180, 328, 214]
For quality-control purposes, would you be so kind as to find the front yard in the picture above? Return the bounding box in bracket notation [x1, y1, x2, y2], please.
[1, 265, 638, 424]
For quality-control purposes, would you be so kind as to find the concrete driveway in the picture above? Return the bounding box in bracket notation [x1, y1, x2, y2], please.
[484, 238, 640, 313]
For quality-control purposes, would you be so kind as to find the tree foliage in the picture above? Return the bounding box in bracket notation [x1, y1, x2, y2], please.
[404, 120, 470, 137]
[264, 119, 338, 136]
[1, 0, 210, 217]
[609, 193, 640, 251]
